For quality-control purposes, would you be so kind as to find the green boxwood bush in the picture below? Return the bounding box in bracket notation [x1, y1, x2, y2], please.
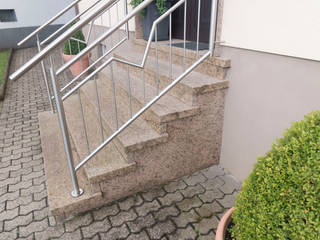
[64, 29, 87, 55]
[130, 0, 169, 16]
[232, 111, 320, 240]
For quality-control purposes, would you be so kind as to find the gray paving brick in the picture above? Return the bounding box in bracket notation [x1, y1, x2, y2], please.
[65, 212, 93, 232]
[192, 216, 219, 235]
[158, 191, 184, 207]
[154, 205, 180, 222]
[34, 225, 65, 240]
[195, 201, 223, 218]
[218, 175, 241, 194]
[163, 180, 187, 193]
[141, 187, 166, 201]
[216, 192, 238, 209]
[127, 213, 155, 233]
[19, 198, 46, 215]
[201, 166, 225, 179]
[118, 194, 143, 211]
[180, 184, 205, 199]
[176, 196, 203, 212]
[126, 230, 150, 240]
[184, 173, 207, 186]
[19, 218, 48, 237]
[135, 200, 161, 217]
[99, 224, 130, 240]
[172, 209, 199, 228]
[59, 229, 82, 240]
[109, 209, 137, 227]
[198, 188, 224, 203]
[93, 204, 120, 221]
[81, 218, 111, 238]
[147, 220, 175, 240]
[168, 226, 197, 240]
[4, 213, 33, 231]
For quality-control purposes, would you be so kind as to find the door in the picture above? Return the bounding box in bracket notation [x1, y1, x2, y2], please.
[172, 0, 213, 43]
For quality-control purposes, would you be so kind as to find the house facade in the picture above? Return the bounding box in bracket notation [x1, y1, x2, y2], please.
[0, 0, 75, 49]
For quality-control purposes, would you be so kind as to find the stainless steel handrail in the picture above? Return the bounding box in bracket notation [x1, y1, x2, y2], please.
[10, 0, 118, 81]
[40, 0, 104, 46]
[17, 0, 82, 46]
[55, 0, 153, 76]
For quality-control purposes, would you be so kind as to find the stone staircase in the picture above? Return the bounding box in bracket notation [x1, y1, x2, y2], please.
[39, 39, 230, 218]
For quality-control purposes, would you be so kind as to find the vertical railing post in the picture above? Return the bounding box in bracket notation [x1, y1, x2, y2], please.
[36, 34, 54, 113]
[123, 0, 129, 39]
[49, 68, 83, 198]
[209, 0, 218, 56]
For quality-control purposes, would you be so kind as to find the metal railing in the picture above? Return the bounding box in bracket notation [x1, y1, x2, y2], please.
[11, 0, 219, 197]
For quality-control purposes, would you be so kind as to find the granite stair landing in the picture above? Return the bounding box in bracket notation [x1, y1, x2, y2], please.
[40, 40, 230, 218]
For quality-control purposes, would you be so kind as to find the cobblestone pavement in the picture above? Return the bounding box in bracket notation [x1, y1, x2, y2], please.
[0, 48, 241, 240]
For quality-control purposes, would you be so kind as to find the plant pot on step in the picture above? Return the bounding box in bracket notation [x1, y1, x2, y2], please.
[142, 1, 172, 41]
[62, 53, 90, 77]
[215, 207, 234, 240]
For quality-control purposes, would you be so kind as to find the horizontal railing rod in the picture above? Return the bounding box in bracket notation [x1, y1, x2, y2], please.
[55, 0, 153, 76]
[70, 37, 87, 44]
[10, 0, 117, 81]
[75, 52, 211, 171]
[60, 36, 127, 93]
[40, 0, 103, 46]
[18, 0, 82, 46]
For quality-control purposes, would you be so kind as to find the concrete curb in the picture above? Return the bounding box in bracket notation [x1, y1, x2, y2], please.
[0, 48, 13, 101]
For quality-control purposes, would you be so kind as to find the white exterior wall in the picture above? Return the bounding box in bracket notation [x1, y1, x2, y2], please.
[78, 0, 135, 31]
[220, 0, 320, 61]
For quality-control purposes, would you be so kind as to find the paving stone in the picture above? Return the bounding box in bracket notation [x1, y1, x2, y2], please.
[216, 192, 238, 209]
[177, 196, 203, 212]
[218, 175, 241, 194]
[19, 198, 46, 215]
[93, 204, 120, 221]
[59, 229, 82, 240]
[19, 218, 48, 237]
[127, 213, 155, 233]
[168, 225, 198, 240]
[65, 212, 93, 232]
[99, 224, 130, 240]
[118, 194, 143, 211]
[6, 195, 33, 210]
[109, 208, 137, 227]
[4, 213, 33, 231]
[147, 220, 176, 240]
[198, 231, 216, 239]
[33, 206, 50, 221]
[172, 209, 199, 228]
[0, 208, 19, 222]
[135, 200, 161, 217]
[180, 184, 205, 199]
[20, 183, 45, 196]
[8, 179, 32, 192]
[158, 192, 184, 207]
[184, 173, 207, 186]
[201, 166, 225, 179]
[200, 177, 224, 191]
[33, 189, 47, 201]
[81, 218, 111, 238]
[154, 205, 180, 222]
[126, 230, 150, 240]
[192, 216, 219, 235]
[141, 187, 166, 201]
[34, 225, 65, 240]
[198, 188, 224, 203]
[0, 229, 17, 240]
[0, 176, 21, 189]
[195, 201, 223, 218]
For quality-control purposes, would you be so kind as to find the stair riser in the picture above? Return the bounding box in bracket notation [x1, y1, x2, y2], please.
[114, 55, 195, 105]
[133, 40, 230, 80]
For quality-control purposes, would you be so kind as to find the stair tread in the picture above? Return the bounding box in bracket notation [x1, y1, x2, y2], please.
[105, 65, 199, 123]
[63, 93, 135, 182]
[39, 111, 103, 216]
[80, 78, 168, 152]
[115, 43, 228, 92]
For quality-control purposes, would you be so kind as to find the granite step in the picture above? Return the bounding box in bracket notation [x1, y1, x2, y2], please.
[114, 43, 229, 105]
[99, 65, 199, 134]
[133, 38, 231, 80]
[39, 111, 104, 217]
[78, 77, 169, 156]
[63, 93, 137, 185]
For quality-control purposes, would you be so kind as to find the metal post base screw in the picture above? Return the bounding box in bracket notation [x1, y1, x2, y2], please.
[71, 188, 84, 198]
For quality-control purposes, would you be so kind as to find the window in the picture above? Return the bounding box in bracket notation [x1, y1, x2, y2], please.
[0, 9, 17, 22]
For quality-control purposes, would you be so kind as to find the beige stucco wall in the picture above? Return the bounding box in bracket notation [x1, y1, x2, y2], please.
[78, 0, 135, 30]
[220, 0, 320, 61]
[219, 46, 320, 180]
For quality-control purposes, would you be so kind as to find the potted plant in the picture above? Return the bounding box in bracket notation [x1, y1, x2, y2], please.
[63, 29, 89, 77]
[130, 0, 172, 41]
[216, 111, 320, 239]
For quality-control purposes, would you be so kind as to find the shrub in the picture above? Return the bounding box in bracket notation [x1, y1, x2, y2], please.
[64, 29, 87, 55]
[232, 111, 320, 240]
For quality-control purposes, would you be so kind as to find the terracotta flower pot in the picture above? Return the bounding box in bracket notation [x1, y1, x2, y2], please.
[62, 53, 90, 77]
[215, 207, 234, 240]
